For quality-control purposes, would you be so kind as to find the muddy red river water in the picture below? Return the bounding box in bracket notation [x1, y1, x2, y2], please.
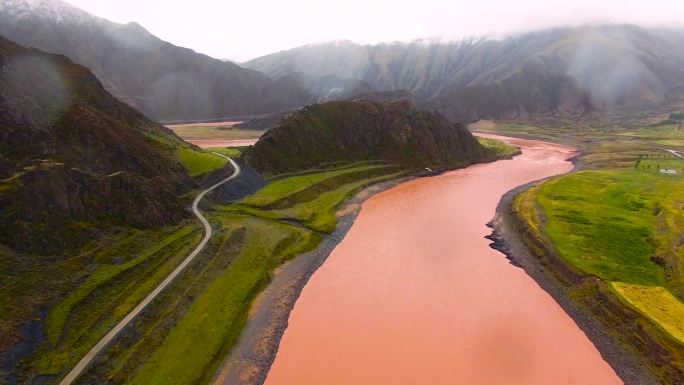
[186, 139, 258, 148]
[263, 134, 623, 385]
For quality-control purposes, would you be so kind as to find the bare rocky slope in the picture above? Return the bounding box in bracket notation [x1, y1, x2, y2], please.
[245, 25, 684, 122]
[0, 35, 194, 253]
[246, 99, 495, 175]
[0, 0, 313, 121]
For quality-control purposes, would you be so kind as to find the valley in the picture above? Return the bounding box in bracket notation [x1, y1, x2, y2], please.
[2, 1, 684, 384]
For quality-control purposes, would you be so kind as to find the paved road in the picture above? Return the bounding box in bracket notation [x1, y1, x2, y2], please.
[665, 148, 683, 158]
[59, 154, 240, 385]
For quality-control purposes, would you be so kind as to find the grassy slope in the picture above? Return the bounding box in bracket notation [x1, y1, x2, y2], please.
[242, 164, 390, 206]
[176, 147, 229, 176]
[1, 223, 202, 377]
[206, 147, 247, 158]
[476, 136, 519, 157]
[497, 119, 684, 352]
[535, 171, 672, 286]
[121, 163, 403, 385]
[128, 216, 320, 385]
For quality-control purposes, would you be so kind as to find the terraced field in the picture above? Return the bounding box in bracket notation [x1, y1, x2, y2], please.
[42, 162, 404, 384]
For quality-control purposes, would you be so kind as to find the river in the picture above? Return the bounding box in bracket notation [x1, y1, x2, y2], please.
[262, 134, 622, 385]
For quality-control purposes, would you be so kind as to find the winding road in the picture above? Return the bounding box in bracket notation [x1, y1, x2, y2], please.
[59, 154, 240, 385]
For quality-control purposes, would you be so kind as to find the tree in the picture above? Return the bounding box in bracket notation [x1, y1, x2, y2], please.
[671, 112, 683, 129]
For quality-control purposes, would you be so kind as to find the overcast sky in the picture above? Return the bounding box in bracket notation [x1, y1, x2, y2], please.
[64, 0, 684, 62]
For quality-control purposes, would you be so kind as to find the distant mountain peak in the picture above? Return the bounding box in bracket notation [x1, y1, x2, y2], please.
[0, 0, 313, 120]
[245, 24, 684, 122]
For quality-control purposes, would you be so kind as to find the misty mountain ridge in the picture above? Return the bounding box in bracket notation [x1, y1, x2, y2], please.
[0, 0, 314, 121]
[0, 34, 196, 253]
[246, 99, 495, 176]
[246, 24, 684, 122]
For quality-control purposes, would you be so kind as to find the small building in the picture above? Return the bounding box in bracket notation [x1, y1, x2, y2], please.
[660, 167, 678, 175]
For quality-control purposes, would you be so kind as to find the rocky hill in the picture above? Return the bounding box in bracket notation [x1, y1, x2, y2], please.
[0, 35, 195, 253]
[0, 0, 313, 121]
[245, 25, 684, 122]
[245, 100, 495, 175]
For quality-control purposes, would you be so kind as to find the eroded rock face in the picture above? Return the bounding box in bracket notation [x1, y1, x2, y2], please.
[246, 99, 495, 176]
[0, 35, 192, 253]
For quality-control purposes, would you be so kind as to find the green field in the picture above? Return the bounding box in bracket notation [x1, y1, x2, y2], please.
[241, 163, 391, 207]
[0, 223, 203, 377]
[502, 118, 684, 356]
[0, 161, 403, 384]
[176, 147, 229, 176]
[530, 170, 683, 286]
[206, 146, 247, 158]
[128, 216, 321, 385]
[476, 136, 519, 157]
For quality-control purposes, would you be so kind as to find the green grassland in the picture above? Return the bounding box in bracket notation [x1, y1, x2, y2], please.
[531, 170, 683, 287]
[205, 146, 247, 158]
[501, 118, 684, 355]
[241, 163, 392, 207]
[176, 147, 229, 176]
[74, 162, 404, 385]
[476, 136, 519, 157]
[127, 216, 321, 385]
[0, 222, 203, 378]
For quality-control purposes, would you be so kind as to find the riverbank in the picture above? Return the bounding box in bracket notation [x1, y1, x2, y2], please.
[211, 175, 414, 385]
[490, 179, 662, 385]
[484, 126, 683, 384]
[258, 136, 621, 385]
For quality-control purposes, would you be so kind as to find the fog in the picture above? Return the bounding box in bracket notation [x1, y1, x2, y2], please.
[65, 0, 684, 62]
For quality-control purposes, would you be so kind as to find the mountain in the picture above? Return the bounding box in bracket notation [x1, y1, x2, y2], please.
[0, 0, 313, 121]
[245, 26, 684, 122]
[0, 34, 195, 253]
[245, 99, 495, 176]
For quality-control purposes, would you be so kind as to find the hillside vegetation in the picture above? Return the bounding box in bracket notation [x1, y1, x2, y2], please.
[246, 99, 495, 175]
[0, 34, 234, 381]
[40, 163, 405, 385]
[0, 0, 312, 121]
[490, 120, 684, 383]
